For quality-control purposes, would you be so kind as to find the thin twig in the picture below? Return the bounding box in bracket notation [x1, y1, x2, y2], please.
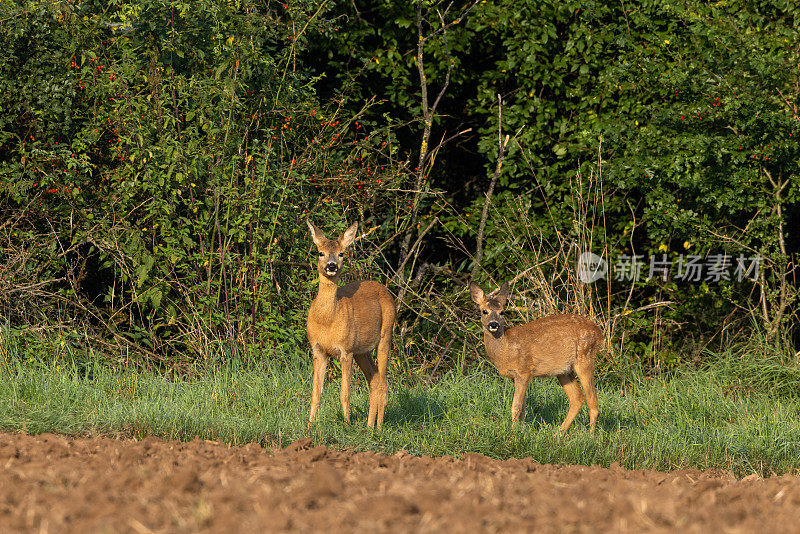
[423, 338, 454, 391]
[394, 217, 439, 312]
[472, 95, 513, 281]
[612, 301, 675, 319]
[399, 0, 480, 265]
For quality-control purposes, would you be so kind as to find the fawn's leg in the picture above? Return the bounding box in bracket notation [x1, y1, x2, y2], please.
[308, 345, 328, 426]
[511, 375, 531, 426]
[574, 361, 599, 435]
[557, 373, 585, 433]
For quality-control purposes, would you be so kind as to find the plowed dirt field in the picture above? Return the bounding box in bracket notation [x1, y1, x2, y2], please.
[1, 431, 799, 533]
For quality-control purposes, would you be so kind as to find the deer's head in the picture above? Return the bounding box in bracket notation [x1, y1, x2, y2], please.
[470, 281, 510, 338]
[307, 220, 358, 281]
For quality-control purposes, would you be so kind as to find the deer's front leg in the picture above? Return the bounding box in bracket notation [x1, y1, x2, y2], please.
[511, 374, 531, 426]
[308, 344, 328, 426]
[339, 350, 353, 424]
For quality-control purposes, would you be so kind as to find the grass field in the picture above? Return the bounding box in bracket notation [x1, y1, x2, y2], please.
[2, 344, 799, 478]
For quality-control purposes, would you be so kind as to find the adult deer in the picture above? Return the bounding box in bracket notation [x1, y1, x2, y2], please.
[470, 281, 604, 434]
[306, 220, 395, 429]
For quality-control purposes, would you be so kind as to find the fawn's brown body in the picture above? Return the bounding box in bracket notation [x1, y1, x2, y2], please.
[306, 220, 395, 429]
[470, 282, 604, 434]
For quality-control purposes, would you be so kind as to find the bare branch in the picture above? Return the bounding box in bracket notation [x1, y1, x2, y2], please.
[423, 337, 454, 391]
[472, 95, 517, 281]
[394, 217, 439, 312]
[400, 0, 480, 265]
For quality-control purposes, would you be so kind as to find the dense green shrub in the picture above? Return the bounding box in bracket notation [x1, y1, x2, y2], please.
[0, 0, 409, 362]
[310, 0, 799, 364]
[1, 0, 797, 370]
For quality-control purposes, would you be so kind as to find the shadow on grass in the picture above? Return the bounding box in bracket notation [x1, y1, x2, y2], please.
[520, 388, 637, 433]
[594, 407, 637, 434]
[518, 391, 566, 429]
[382, 388, 447, 426]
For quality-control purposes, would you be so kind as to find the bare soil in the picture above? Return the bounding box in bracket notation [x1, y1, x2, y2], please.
[1, 432, 799, 533]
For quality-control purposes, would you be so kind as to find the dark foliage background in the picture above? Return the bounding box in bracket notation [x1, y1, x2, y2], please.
[1, 0, 797, 373]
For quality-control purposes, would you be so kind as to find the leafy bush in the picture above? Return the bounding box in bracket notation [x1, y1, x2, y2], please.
[313, 0, 799, 366]
[0, 0, 409, 363]
[1, 0, 797, 373]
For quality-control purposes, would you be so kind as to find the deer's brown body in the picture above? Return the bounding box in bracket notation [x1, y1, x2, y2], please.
[471, 282, 604, 434]
[306, 221, 395, 429]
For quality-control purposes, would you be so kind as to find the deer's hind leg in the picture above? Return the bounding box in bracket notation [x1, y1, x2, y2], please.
[557, 372, 585, 434]
[372, 334, 391, 430]
[370, 299, 395, 430]
[574, 359, 599, 435]
[355, 353, 378, 426]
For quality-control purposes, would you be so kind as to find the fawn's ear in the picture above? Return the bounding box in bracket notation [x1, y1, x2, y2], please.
[495, 281, 510, 306]
[339, 221, 358, 248]
[307, 220, 326, 248]
[469, 282, 485, 305]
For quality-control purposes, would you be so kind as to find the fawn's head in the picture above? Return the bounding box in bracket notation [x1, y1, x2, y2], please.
[307, 220, 358, 281]
[470, 281, 510, 337]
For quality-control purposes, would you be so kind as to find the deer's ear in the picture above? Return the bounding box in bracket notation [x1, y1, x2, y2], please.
[307, 220, 326, 248]
[495, 281, 510, 306]
[339, 221, 358, 248]
[469, 282, 485, 304]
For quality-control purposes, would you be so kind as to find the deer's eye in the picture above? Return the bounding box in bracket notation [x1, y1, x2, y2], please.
[482, 310, 488, 315]
[338, 253, 344, 258]
[499, 311, 505, 316]
[318, 252, 325, 257]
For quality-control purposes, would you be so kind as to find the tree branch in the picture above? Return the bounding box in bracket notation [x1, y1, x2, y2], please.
[472, 95, 513, 281]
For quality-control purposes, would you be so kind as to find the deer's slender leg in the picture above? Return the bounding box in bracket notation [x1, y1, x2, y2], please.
[511, 375, 531, 426]
[340, 350, 354, 424]
[373, 337, 390, 430]
[355, 353, 378, 426]
[557, 373, 585, 434]
[308, 344, 328, 426]
[574, 360, 599, 435]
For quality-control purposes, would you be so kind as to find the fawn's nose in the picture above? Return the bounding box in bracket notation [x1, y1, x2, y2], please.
[325, 262, 339, 274]
[487, 321, 500, 331]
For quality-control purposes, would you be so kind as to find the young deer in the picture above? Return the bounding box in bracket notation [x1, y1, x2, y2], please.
[306, 220, 395, 430]
[470, 282, 604, 434]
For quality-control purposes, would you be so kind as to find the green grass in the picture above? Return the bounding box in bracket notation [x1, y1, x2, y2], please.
[1, 351, 799, 477]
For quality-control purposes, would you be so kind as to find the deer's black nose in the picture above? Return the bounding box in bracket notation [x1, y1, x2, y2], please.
[488, 321, 500, 331]
[325, 262, 339, 273]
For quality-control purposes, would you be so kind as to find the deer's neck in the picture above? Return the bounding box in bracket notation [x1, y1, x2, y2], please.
[311, 275, 340, 323]
[483, 329, 510, 364]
